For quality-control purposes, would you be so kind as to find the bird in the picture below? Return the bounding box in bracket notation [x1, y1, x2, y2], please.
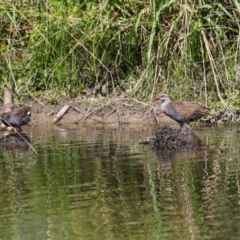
[153, 93, 215, 127]
[0, 106, 31, 130]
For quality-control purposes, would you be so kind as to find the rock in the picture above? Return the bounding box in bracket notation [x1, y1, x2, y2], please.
[153, 125, 201, 150]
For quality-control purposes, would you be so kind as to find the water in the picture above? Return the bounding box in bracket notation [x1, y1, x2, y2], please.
[0, 124, 240, 240]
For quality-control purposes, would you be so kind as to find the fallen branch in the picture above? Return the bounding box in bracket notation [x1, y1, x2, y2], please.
[104, 107, 118, 119]
[76, 106, 103, 123]
[53, 104, 70, 123]
[69, 105, 86, 116]
[3, 88, 13, 112]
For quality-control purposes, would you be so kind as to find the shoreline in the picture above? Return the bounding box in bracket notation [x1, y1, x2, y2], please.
[1, 98, 238, 129]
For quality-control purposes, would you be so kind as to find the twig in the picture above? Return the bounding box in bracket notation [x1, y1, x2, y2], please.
[16, 128, 38, 155]
[69, 105, 86, 116]
[77, 106, 104, 123]
[117, 107, 121, 123]
[104, 107, 118, 119]
[27, 89, 51, 111]
[233, 118, 240, 124]
[151, 107, 160, 124]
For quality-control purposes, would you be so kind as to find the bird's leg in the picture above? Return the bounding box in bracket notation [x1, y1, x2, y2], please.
[181, 123, 192, 131]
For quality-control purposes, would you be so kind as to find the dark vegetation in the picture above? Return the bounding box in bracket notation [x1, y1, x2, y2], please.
[1, 0, 240, 111]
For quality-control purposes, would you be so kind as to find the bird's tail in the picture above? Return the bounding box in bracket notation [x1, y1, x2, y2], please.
[209, 110, 219, 116]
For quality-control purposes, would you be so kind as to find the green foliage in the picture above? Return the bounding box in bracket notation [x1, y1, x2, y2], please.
[0, 0, 239, 110]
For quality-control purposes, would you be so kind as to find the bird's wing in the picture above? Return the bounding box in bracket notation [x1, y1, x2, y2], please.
[11, 107, 31, 117]
[171, 101, 210, 120]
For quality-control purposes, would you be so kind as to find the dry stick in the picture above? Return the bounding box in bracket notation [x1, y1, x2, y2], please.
[200, 39, 208, 106]
[151, 107, 160, 124]
[202, 30, 239, 123]
[151, 34, 161, 104]
[131, 98, 152, 107]
[77, 106, 104, 123]
[201, 30, 227, 108]
[27, 89, 51, 111]
[3, 88, 13, 112]
[116, 107, 121, 123]
[232, 115, 240, 124]
[141, 107, 150, 121]
[1, 88, 13, 129]
[69, 105, 87, 116]
[79, 99, 115, 123]
[53, 105, 70, 123]
[127, 98, 156, 122]
[104, 107, 118, 119]
[18, 129, 38, 155]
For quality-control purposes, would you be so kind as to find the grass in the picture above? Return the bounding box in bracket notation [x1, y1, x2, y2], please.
[0, 0, 240, 111]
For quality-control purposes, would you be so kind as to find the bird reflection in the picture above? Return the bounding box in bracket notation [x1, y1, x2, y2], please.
[0, 133, 31, 152]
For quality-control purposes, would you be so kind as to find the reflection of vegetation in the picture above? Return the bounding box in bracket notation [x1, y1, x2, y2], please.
[0, 127, 240, 238]
[1, 1, 240, 110]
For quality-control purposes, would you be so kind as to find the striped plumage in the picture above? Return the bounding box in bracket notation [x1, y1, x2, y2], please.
[153, 94, 213, 127]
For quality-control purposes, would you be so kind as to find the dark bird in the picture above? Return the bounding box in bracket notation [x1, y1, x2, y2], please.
[0, 106, 31, 130]
[153, 93, 216, 127]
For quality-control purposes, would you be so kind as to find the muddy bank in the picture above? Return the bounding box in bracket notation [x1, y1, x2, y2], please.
[20, 98, 166, 126]
[0, 97, 238, 128]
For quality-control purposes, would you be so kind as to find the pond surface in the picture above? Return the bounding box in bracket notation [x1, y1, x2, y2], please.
[0, 124, 240, 240]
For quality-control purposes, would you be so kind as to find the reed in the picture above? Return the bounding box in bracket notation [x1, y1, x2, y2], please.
[0, 0, 239, 110]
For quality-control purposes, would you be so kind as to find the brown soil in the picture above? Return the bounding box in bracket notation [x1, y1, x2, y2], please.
[0, 97, 223, 128]
[25, 98, 177, 127]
